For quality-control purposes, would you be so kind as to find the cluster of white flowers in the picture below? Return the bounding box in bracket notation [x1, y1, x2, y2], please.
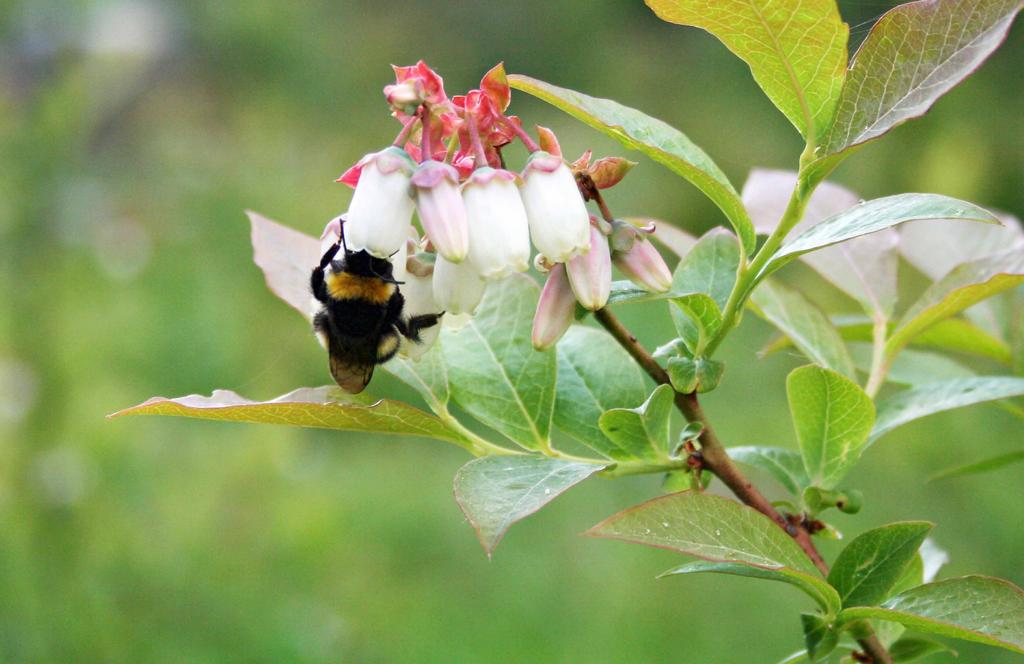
[327, 62, 673, 358]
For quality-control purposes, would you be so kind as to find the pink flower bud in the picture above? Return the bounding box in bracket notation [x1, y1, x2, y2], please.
[520, 152, 590, 262]
[433, 254, 487, 315]
[613, 235, 673, 293]
[566, 223, 612, 311]
[532, 263, 576, 350]
[344, 147, 416, 259]
[461, 167, 531, 279]
[411, 161, 469, 263]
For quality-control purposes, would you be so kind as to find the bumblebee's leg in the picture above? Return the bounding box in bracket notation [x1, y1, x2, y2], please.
[311, 242, 342, 302]
[376, 327, 402, 363]
[397, 312, 444, 343]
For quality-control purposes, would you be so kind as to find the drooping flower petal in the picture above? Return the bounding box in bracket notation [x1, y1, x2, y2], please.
[462, 167, 531, 279]
[343, 146, 416, 259]
[532, 263, 576, 350]
[567, 223, 612, 311]
[411, 161, 469, 263]
[520, 151, 590, 262]
[613, 235, 672, 293]
[433, 254, 487, 315]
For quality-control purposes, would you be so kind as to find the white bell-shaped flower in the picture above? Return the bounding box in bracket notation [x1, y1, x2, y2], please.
[462, 167, 531, 279]
[397, 254, 442, 360]
[344, 147, 416, 258]
[520, 151, 590, 262]
[433, 254, 487, 315]
[411, 160, 469, 263]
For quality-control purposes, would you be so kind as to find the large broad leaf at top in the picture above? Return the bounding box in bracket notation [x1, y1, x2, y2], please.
[838, 576, 1024, 655]
[507, 75, 756, 255]
[823, 0, 1023, 155]
[751, 279, 856, 379]
[743, 169, 898, 317]
[828, 522, 932, 608]
[554, 326, 649, 459]
[886, 249, 1024, 358]
[787, 365, 875, 489]
[870, 376, 1024, 444]
[443, 276, 555, 451]
[764, 194, 1000, 278]
[248, 210, 320, 321]
[454, 456, 605, 556]
[109, 386, 472, 448]
[645, 0, 848, 142]
[588, 491, 820, 575]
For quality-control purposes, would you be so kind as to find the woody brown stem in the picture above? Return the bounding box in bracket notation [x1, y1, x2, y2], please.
[592, 307, 891, 663]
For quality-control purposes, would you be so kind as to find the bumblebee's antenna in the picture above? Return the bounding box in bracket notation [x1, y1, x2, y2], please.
[338, 217, 350, 253]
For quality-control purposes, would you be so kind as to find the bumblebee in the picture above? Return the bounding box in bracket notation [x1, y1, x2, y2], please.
[311, 231, 442, 393]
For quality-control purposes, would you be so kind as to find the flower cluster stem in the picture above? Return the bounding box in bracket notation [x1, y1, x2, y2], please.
[593, 306, 891, 664]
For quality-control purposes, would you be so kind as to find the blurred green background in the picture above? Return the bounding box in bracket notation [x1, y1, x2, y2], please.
[1, 1, 1022, 662]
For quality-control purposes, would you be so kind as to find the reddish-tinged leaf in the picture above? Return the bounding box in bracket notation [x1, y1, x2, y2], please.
[248, 211, 319, 322]
[480, 62, 511, 112]
[824, 0, 1023, 154]
[536, 125, 562, 157]
[109, 386, 473, 447]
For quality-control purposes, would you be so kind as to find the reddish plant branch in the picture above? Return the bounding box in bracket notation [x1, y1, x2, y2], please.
[592, 307, 892, 664]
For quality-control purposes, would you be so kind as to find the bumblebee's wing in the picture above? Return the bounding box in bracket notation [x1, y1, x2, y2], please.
[326, 334, 375, 394]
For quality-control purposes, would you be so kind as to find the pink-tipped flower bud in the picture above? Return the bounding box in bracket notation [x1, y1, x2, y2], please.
[383, 81, 421, 114]
[344, 146, 416, 258]
[461, 167, 531, 279]
[613, 235, 672, 293]
[566, 223, 612, 311]
[411, 160, 469, 263]
[520, 151, 590, 262]
[433, 254, 487, 315]
[532, 263, 576, 350]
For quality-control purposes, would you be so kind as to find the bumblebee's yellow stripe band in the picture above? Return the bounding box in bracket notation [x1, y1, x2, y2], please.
[326, 273, 395, 304]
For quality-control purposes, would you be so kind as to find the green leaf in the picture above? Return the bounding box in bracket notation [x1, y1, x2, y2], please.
[598, 385, 675, 461]
[671, 229, 741, 310]
[765, 194, 1000, 278]
[742, 169, 898, 317]
[823, 0, 1024, 154]
[666, 356, 725, 394]
[661, 560, 841, 615]
[109, 386, 472, 448]
[443, 275, 556, 451]
[606, 280, 677, 307]
[871, 377, 1024, 444]
[849, 344, 974, 387]
[929, 450, 1024, 482]
[454, 456, 605, 556]
[645, 0, 847, 142]
[554, 326, 649, 460]
[886, 250, 1024, 358]
[671, 293, 722, 357]
[828, 522, 933, 608]
[729, 446, 809, 495]
[247, 210, 321, 322]
[889, 636, 956, 662]
[587, 490, 821, 576]
[801, 613, 839, 662]
[751, 279, 856, 379]
[507, 75, 755, 255]
[787, 366, 875, 489]
[388, 341, 450, 409]
[838, 576, 1024, 655]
